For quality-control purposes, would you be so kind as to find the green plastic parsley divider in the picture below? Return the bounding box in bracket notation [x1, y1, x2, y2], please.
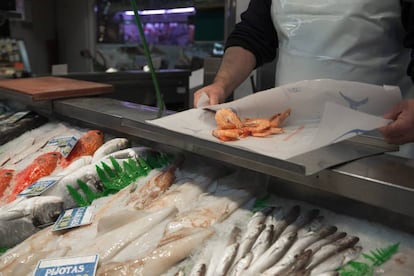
[251, 194, 272, 212]
[129, 0, 165, 118]
[66, 153, 174, 206]
[338, 242, 400, 276]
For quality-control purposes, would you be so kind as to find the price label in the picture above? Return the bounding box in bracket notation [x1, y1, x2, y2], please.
[52, 206, 94, 232]
[48, 136, 79, 158]
[33, 255, 99, 276]
[19, 176, 62, 196]
[4, 110, 30, 124]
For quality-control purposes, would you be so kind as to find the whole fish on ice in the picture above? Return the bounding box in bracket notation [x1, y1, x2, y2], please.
[0, 169, 14, 197]
[5, 151, 62, 202]
[0, 196, 64, 247]
[60, 129, 104, 168]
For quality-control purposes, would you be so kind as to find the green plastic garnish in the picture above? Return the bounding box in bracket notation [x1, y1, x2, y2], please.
[251, 194, 272, 212]
[129, 0, 165, 117]
[338, 243, 400, 276]
[66, 153, 173, 206]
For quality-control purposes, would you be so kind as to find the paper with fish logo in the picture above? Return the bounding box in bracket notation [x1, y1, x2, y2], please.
[148, 79, 401, 174]
[47, 135, 80, 158]
[53, 206, 95, 231]
[33, 255, 99, 276]
[19, 176, 63, 197]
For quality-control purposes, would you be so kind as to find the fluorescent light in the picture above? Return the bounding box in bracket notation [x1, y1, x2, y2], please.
[124, 7, 195, 16]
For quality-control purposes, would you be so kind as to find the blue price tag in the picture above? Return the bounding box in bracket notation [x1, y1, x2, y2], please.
[52, 207, 94, 232]
[48, 136, 79, 158]
[33, 255, 99, 276]
[19, 176, 61, 196]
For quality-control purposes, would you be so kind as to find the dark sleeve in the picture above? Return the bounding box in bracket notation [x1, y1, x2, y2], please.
[402, 1, 414, 81]
[225, 0, 278, 68]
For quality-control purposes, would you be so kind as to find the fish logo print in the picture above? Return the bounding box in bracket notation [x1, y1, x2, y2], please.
[332, 128, 368, 143]
[338, 91, 369, 110]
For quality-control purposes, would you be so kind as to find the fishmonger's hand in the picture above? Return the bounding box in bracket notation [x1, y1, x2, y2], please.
[379, 99, 414, 145]
[193, 84, 227, 108]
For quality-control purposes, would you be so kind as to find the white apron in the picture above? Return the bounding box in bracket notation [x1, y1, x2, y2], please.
[271, 0, 414, 98]
[270, 0, 414, 158]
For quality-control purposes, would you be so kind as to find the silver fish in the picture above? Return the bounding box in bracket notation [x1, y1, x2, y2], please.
[247, 230, 297, 274]
[188, 263, 207, 276]
[0, 196, 64, 247]
[281, 208, 320, 236]
[213, 242, 239, 276]
[263, 249, 313, 276]
[43, 162, 102, 209]
[0, 217, 38, 248]
[229, 252, 253, 276]
[306, 232, 347, 254]
[309, 246, 362, 276]
[91, 138, 130, 163]
[306, 235, 360, 270]
[247, 207, 274, 229]
[273, 205, 301, 243]
[0, 195, 63, 225]
[233, 222, 265, 264]
[267, 225, 337, 275]
[97, 146, 158, 163]
[250, 224, 274, 263]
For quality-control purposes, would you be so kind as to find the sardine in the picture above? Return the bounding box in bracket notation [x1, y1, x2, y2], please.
[263, 249, 312, 276]
[250, 224, 274, 263]
[267, 225, 337, 275]
[213, 242, 239, 276]
[306, 235, 360, 270]
[306, 232, 347, 254]
[247, 230, 297, 274]
[188, 263, 207, 276]
[309, 246, 362, 276]
[233, 222, 265, 264]
[229, 252, 253, 276]
[281, 208, 320, 236]
[273, 205, 301, 243]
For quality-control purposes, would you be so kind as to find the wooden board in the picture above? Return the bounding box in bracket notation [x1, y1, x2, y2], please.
[0, 76, 114, 101]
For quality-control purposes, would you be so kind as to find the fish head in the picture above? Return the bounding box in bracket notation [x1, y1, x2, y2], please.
[84, 130, 105, 146]
[31, 196, 64, 226]
[37, 152, 63, 164]
[0, 168, 14, 180]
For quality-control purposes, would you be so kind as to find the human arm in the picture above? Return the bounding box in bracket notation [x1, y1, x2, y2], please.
[193, 0, 277, 107]
[193, 46, 256, 106]
[379, 99, 414, 144]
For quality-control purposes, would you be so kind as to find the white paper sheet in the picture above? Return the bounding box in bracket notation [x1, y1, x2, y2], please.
[148, 79, 401, 162]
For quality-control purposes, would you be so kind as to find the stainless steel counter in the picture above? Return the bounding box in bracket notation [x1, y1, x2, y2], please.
[48, 97, 414, 232]
[1, 90, 413, 233]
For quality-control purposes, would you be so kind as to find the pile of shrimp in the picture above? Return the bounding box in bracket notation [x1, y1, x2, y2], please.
[212, 108, 291, 141]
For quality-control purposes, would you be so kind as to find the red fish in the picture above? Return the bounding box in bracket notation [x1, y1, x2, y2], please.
[0, 169, 14, 197]
[60, 130, 104, 168]
[7, 152, 62, 202]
